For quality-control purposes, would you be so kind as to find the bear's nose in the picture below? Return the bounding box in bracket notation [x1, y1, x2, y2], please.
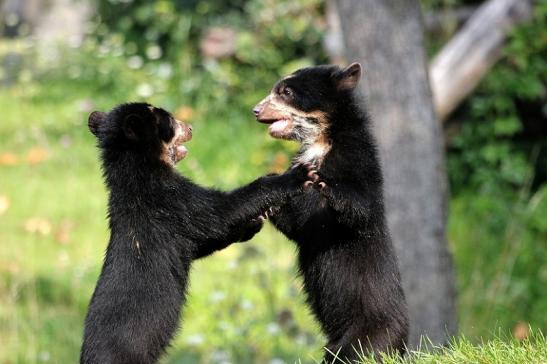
[252, 106, 261, 116]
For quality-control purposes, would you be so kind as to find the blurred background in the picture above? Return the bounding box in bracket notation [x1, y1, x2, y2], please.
[0, 0, 545, 363]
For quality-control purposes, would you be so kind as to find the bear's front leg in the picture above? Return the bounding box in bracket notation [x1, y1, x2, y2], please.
[305, 166, 373, 229]
[236, 217, 264, 242]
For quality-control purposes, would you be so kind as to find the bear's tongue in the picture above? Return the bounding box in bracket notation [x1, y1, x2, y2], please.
[175, 145, 188, 160]
[268, 119, 289, 134]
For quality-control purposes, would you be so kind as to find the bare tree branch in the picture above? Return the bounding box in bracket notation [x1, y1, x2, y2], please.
[423, 6, 478, 32]
[430, 0, 533, 121]
[327, 0, 534, 122]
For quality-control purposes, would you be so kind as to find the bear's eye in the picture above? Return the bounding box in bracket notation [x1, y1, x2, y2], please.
[282, 87, 294, 97]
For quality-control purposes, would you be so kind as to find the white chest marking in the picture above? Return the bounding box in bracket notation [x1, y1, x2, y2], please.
[296, 142, 331, 165]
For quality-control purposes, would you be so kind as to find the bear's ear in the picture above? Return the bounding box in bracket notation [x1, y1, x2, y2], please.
[88, 111, 106, 136]
[334, 62, 362, 92]
[122, 113, 145, 141]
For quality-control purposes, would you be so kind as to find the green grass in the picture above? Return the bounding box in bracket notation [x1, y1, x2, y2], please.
[352, 331, 547, 364]
[1, 58, 545, 363]
[0, 84, 322, 364]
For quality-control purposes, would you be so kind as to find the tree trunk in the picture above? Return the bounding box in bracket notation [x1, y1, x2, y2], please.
[335, 0, 457, 348]
[327, 0, 533, 122]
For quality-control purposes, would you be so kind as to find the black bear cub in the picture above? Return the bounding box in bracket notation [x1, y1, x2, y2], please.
[253, 63, 409, 361]
[81, 103, 312, 364]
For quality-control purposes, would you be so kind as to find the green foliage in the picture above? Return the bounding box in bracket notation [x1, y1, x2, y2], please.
[448, 2, 547, 193]
[444, 1, 547, 339]
[92, 0, 327, 98]
[1, 0, 547, 362]
[0, 79, 321, 364]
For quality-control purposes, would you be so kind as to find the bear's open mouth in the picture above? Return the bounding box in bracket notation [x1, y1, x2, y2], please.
[168, 120, 192, 164]
[173, 144, 188, 162]
[257, 117, 293, 139]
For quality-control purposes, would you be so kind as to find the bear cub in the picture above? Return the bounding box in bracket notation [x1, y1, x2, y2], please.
[81, 103, 312, 364]
[253, 63, 409, 360]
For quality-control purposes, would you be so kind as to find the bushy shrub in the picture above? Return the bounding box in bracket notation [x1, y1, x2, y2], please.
[443, 2, 547, 337]
[91, 0, 327, 100]
[2, 0, 545, 342]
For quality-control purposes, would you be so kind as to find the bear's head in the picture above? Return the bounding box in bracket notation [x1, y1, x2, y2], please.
[252, 63, 362, 142]
[88, 103, 192, 166]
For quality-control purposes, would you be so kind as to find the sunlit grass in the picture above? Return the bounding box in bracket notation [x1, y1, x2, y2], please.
[347, 330, 547, 364]
[0, 86, 322, 363]
[1, 65, 545, 363]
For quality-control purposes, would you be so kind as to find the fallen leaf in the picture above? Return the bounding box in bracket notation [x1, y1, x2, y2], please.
[0, 261, 20, 274]
[24, 217, 52, 236]
[0, 195, 9, 215]
[55, 220, 74, 244]
[0, 152, 19, 166]
[513, 321, 530, 341]
[175, 106, 195, 122]
[269, 152, 289, 174]
[26, 148, 49, 165]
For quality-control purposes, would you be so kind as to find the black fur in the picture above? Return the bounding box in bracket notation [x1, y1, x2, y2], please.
[255, 65, 409, 361]
[80, 103, 309, 364]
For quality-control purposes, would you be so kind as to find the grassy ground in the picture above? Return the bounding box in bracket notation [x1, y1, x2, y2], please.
[1, 66, 545, 363]
[0, 84, 323, 364]
[357, 331, 547, 364]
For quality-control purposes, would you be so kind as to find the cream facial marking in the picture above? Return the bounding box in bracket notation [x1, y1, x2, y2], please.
[265, 93, 324, 120]
[254, 91, 332, 165]
[161, 118, 192, 166]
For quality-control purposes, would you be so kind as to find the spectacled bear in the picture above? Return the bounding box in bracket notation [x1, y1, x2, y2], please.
[81, 103, 314, 364]
[253, 63, 409, 361]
